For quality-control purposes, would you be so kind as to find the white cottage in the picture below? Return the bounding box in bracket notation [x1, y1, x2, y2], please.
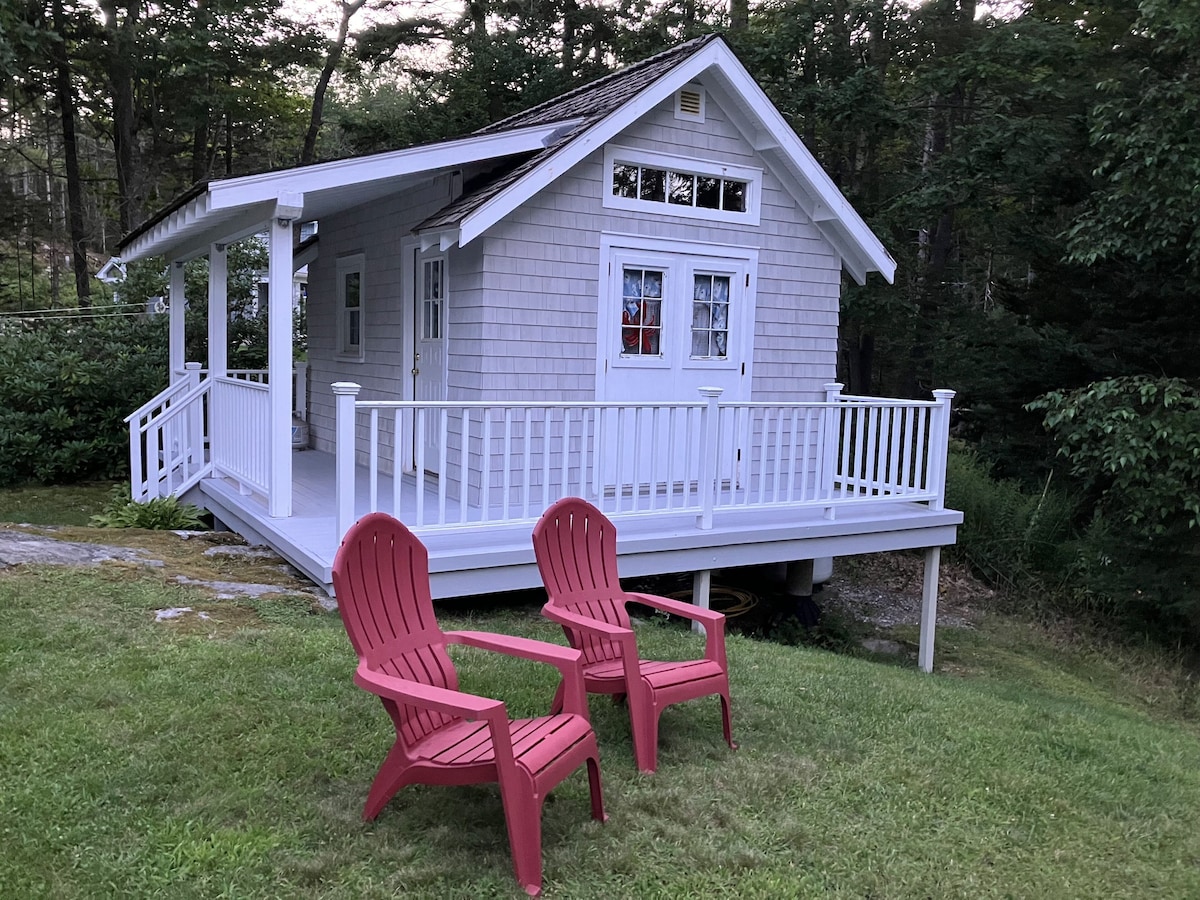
[119, 35, 962, 671]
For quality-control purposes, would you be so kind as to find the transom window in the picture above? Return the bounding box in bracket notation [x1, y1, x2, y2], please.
[604, 145, 761, 225]
[612, 164, 747, 214]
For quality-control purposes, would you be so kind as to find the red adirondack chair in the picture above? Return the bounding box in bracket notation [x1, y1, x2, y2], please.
[532, 497, 736, 773]
[331, 512, 606, 897]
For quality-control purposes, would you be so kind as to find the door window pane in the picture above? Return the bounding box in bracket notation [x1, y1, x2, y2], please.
[690, 274, 730, 359]
[422, 258, 445, 340]
[620, 267, 663, 356]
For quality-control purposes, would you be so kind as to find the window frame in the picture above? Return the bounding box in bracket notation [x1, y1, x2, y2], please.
[335, 253, 366, 362]
[603, 144, 762, 226]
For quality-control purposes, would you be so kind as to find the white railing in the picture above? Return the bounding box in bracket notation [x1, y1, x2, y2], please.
[333, 382, 955, 540]
[210, 376, 271, 495]
[126, 361, 308, 503]
[125, 363, 211, 500]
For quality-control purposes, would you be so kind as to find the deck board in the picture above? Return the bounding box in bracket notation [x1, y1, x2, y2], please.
[196, 448, 962, 599]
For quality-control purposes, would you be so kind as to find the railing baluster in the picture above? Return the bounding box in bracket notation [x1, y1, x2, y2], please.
[369, 408, 380, 513]
[415, 409, 426, 526]
[392, 409, 403, 518]
[915, 406, 929, 494]
[437, 409, 448, 525]
[864, 404, 879, 497]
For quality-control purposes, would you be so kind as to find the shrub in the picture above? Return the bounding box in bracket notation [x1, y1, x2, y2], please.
[0, 312, 168, 486]
[944, 443, 1078, 599]
[89, 489, 206, 530]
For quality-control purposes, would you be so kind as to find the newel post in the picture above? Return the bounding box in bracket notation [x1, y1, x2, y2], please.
[821, 382, 843, 516]
[333, 382, 361, 542]
[696, 386, 723, 530]
[929, 389, 956, 511]
[184, 362, 203, 464]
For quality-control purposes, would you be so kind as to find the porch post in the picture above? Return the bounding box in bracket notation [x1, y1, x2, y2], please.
[168, 260, 186, 382]
[207, 243, 228, 378]
[696, 386, 723, 530]
[918, 546, 942, 673]
[267, 194, 302, 518]
[821, 382, 843, 517]
[333, 382, 362, 542]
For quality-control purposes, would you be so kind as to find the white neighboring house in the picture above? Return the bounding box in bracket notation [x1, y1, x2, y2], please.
[117, 35, 962, 671]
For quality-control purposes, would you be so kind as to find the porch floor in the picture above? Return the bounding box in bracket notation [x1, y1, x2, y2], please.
[194, 448, 963, 600]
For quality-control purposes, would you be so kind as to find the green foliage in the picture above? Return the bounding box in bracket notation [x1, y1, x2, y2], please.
[1029, 376, 1200, 640]
[944, 444, 1078, 597]
[89, 487, 206, 530]
[1029, 376, 1200, 542]
[0, 311, 168, 486]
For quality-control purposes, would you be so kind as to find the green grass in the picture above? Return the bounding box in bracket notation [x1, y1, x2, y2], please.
[0, 482, 118, 526]
[2, 566, 1199, 898]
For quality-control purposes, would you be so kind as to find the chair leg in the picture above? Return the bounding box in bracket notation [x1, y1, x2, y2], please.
[586, 754, 607, 822]
[719, 691, 737, 751]
[629, 700, 661, 774]
[498, 776, 544, 897]
[362, 741, 409, 821]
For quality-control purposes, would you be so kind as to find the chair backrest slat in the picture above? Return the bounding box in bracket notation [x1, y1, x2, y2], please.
[333, 513, 460, 745]
[533, 498, 631, 666]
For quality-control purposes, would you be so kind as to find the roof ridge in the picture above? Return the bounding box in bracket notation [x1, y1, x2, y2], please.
[477, 32, 724, 135]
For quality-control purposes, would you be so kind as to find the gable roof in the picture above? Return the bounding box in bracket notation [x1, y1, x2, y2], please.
[118, 35, 894, 284]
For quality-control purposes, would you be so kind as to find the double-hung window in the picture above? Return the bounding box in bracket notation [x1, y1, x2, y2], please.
[336, 254, 365, 360]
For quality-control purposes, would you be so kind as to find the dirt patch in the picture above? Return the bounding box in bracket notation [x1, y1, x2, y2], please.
[819, 553, 993, 631]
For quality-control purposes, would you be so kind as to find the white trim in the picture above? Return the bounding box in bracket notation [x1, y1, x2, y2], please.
[603, 144, 761, 226]
[335, 253, 366, 362]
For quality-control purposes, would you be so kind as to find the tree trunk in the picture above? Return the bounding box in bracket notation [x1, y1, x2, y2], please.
[98, 0, 142, 234]
[52, 0, 90, 304]
[729, 0, 749, 33]
[301, 0, 367, 165]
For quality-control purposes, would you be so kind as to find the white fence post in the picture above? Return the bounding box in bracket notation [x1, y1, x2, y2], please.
[696, 386, 723, 530]
[821, 383, 843, 516]
[185, 362, 203, 466]
[929, 389, 956, 511]
[333, 382, 361, 543]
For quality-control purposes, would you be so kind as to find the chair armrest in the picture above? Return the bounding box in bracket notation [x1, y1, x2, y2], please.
[625, 592, 729, 665]
[444, 630, 591, 719]
[541, 603, 634, 639]
[626, 591, 726, 627]
[355, 663, 503, 721]
[445, 630, 581, 671]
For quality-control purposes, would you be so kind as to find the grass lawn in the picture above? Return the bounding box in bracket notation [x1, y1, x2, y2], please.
[0, 482, 117, 526]
[2, 564, 1199, 898]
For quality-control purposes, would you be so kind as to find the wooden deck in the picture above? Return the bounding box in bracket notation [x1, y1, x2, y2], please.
[192, 447, 962, 600]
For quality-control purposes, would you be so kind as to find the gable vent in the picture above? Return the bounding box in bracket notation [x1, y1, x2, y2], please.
[675, 85, 705, 123]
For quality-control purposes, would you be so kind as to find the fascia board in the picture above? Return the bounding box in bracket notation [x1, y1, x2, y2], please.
[456, 42, 730, 247]
[206, 123, 564, 211]
[706, 58, 896, 282]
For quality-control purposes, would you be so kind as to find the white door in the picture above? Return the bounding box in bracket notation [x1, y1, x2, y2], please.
[597, 239, 756, 493]
[412, 252, 447, 474]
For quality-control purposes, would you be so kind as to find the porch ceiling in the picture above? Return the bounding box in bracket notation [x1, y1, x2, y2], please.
[117, 122, 574, 263]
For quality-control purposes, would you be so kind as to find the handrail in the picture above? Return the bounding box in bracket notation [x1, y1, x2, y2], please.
[333, 385, 957, 542]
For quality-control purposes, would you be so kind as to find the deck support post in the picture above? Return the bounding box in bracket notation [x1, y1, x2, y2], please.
[696, 386, 723, 530]
[168, 260, 186, 382]
[918, 546, 941, 673]
[691, 569, 711, 636]
[333, 381, 362, 542]
[267, 196, 301, 518]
